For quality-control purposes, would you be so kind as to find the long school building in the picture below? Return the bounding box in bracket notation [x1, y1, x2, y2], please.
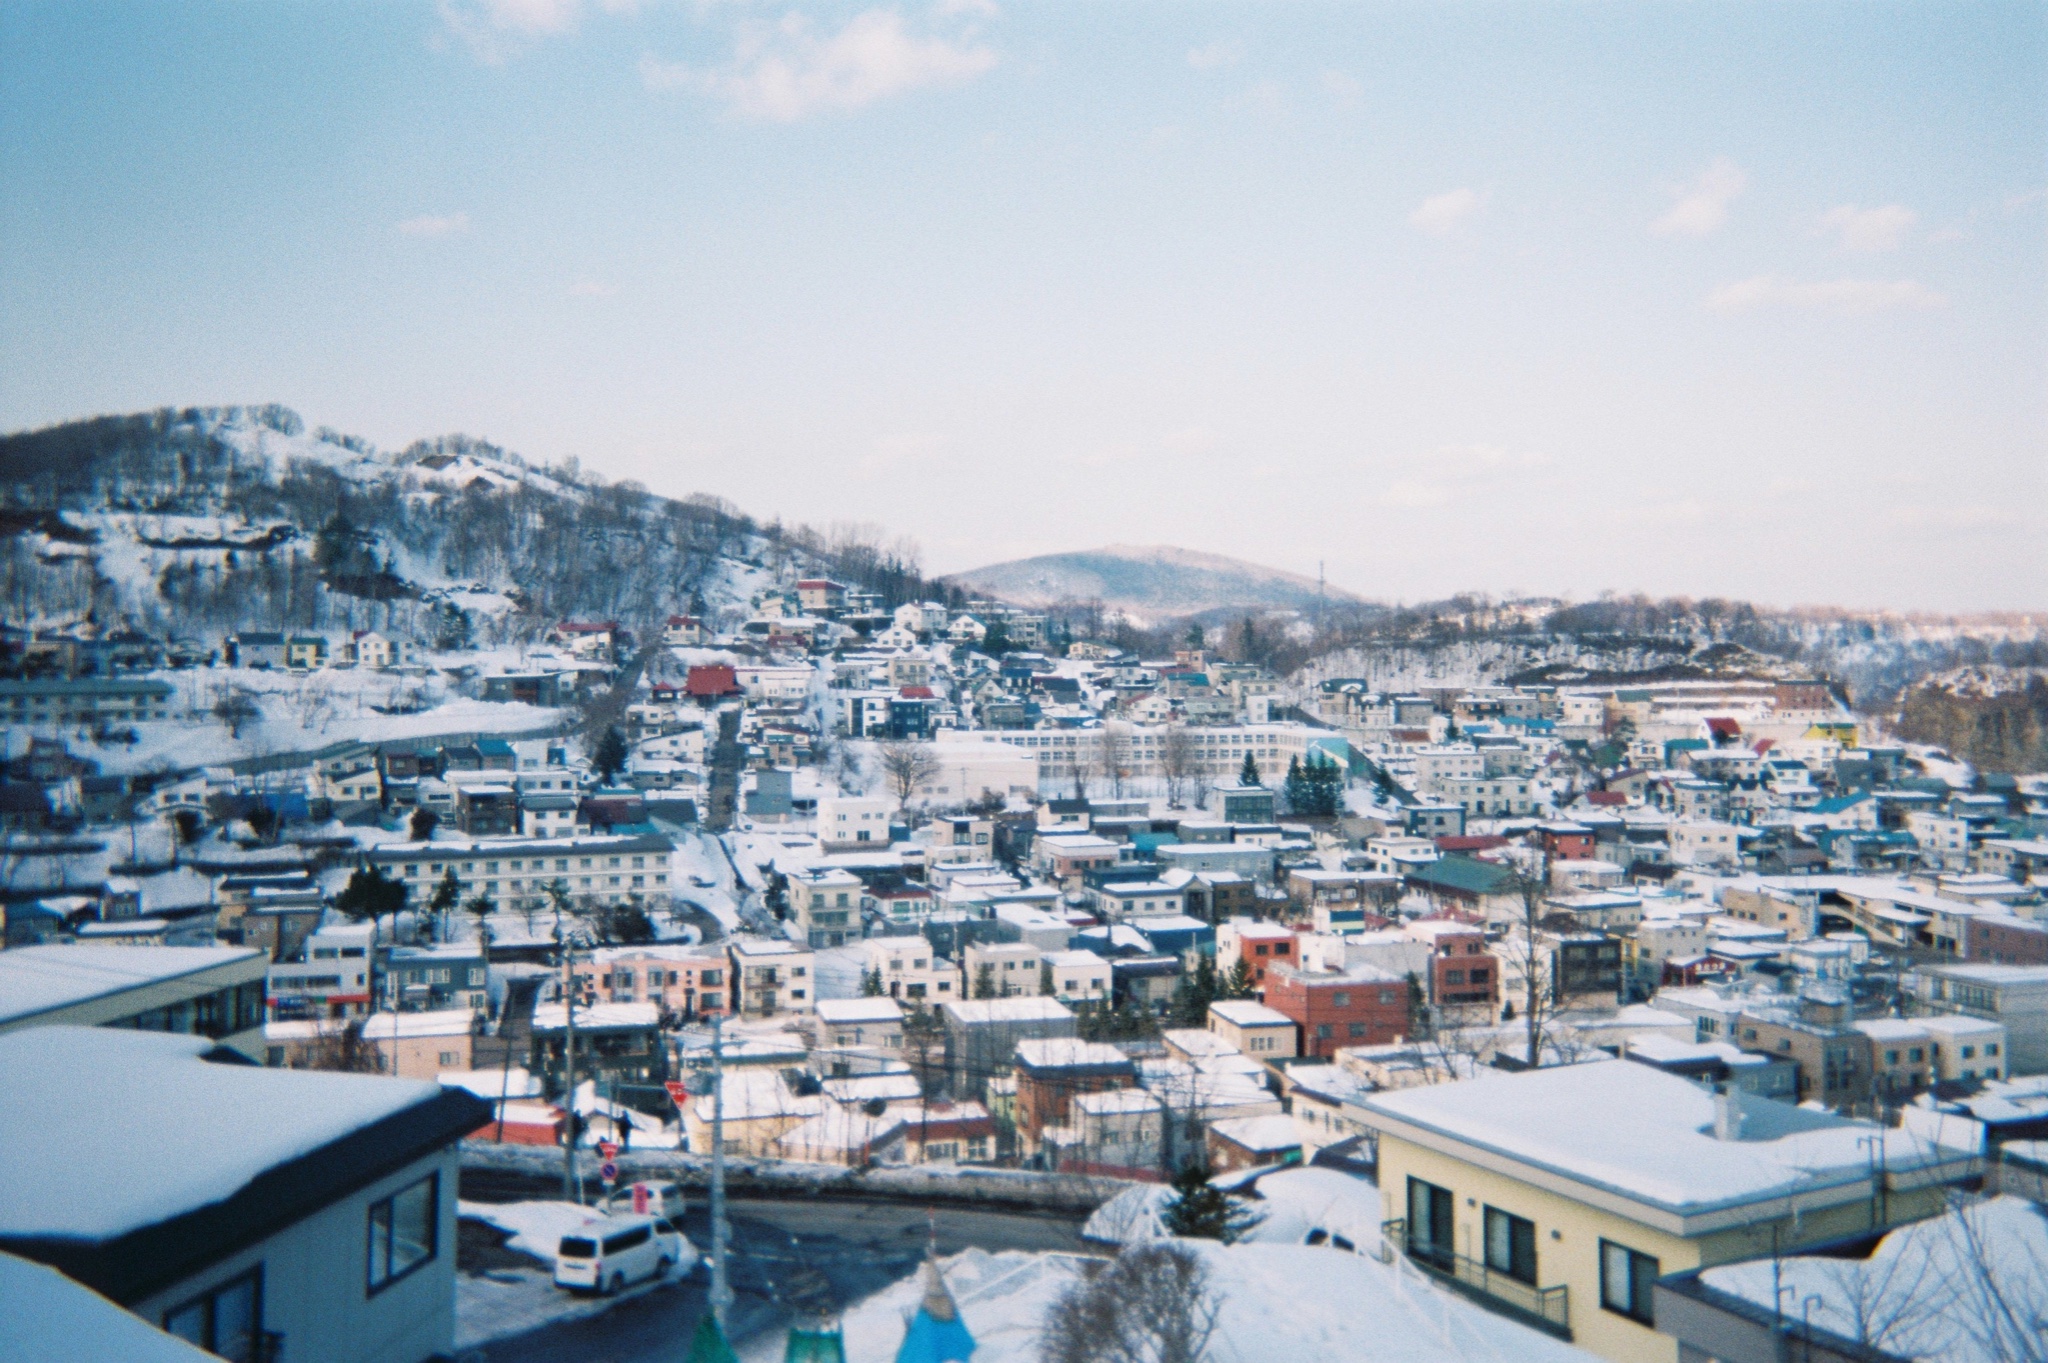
[364, 832, 675, 913]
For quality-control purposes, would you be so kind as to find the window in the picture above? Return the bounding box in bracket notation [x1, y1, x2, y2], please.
[164, 1268, 262, 1362]
[1407, 1178, 1454, 1268]
[1484, 1208, 1537, 1284]
[368, 1174, 439, 1293]
[1600, 1239, 1659, 1325]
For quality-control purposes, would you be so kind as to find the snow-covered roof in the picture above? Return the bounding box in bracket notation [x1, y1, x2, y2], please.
[360, 1007, 477, 1041]
[530, 1002, 659, 1032]
[815, 997, 906, 1025]
[440, 1067, 541, 1100]
[1208, 1114, 1302, 1152]
[942, 997, 1073, 1025]
[1699, 1196, 2048, 1363]
[1014, 1037, 1131, 1071]
[0, 945, 263, 1025]
[1208, 999, 1294, 1028]
[0, 1250, 219, 1363]
[0, 1027, 457, 1241]
[1363, 1058, 1977, 1218]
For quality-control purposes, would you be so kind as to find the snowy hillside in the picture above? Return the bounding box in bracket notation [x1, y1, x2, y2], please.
[0, 406, 874, 648]
[946, 544, 1363, 625]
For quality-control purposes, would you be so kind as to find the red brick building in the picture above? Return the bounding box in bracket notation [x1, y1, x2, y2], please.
[1263, 963, 1410, 1059]
[1967, 914, 2048, 966]
[1404, 920, 1499, 1013]
[1534, 822, 1595, 862]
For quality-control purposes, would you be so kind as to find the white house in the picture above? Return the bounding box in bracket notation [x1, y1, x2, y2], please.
[0, 1027, 486, 1363]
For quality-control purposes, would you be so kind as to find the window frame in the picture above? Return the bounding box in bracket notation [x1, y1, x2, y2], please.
[366, 1172, 440, 1296]
[1599, 1238, 1659, 1325]
[1482, 1206, 1538, 1285]
[163, 1265, 264, 1363]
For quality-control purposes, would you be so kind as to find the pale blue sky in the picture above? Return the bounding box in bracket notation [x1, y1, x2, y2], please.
[3, 1, 2043, 609]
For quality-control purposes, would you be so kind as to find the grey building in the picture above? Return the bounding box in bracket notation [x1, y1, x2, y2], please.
[939, 996, 1075, 1102]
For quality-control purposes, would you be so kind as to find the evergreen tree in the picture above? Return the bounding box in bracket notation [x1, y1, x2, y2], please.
[860, 967, 884, 997]
[974, 962, 997, 1000]
[1239, 752, 1260, 786]
[1222, 958, 1255, 1000]
[1160, 1160, 1262, 1243]
[409, 805, 438, 841]
[428, 868, 462, 929]
[1283, 756, 1308, 813]
[593, 725, 629, 785]
[981, 619, 1011, 655]
[1039, 959, 1055, 997]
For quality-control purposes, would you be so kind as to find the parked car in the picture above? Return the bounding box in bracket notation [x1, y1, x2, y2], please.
[553, 1213, 691, 1296]
[600, 1180, 685, 1228]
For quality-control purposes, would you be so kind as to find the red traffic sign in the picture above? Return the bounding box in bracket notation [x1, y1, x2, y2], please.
[632, 1184, 650, 1214]
[664, 1080, 690, 1106]
[600, 1161, 618, 1182]
[598, 1140, 619, 1159]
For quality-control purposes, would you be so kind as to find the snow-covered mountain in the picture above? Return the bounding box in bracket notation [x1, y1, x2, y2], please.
[946, 544, 1364, 625]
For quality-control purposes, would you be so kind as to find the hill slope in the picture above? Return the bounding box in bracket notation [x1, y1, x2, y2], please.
[947, 544, 1362, 625]
[0, 406, 941, 646]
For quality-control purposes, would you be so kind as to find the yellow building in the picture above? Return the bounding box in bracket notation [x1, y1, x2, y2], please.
[1803, 719, 1858, 746]
[1360, 1059, 1979, 1363]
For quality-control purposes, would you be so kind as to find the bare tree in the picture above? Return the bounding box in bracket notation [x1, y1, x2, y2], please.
[1497, 861, 1561, 1068]
[1160, 723, 1198, 809]
[1096, 722, 1134, 800]
[213, 685, 260, 739]
[300, 1018, 386, 1073]
[877, 740, 941, 811]
[1040, 1242, 1222, 1363]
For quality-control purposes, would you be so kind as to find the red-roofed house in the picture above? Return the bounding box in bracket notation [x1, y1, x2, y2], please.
[685, 664, 742, 701]
[1434, 834, 1508, 855]
[898, 685, 937, 701]
[1584, 789, 1627, 807]
[796, 579, 847, 614]
[550, 619, 620, 659]
[1704, 716, 1742, 746]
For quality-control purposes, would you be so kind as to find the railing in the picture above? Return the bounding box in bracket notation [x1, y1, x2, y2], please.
[1381, 1218, 1572, 1337]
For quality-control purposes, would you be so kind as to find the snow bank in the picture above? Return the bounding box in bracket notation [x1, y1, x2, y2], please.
[814, 1238, 1601, 1363]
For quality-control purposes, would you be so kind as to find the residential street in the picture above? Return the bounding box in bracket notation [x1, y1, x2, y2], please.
[461, 1197, 1092, 1363]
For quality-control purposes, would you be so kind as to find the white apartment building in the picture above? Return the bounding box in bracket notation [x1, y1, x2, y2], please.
[817, 795, 893, 849]
[862, 936, 960, 1006]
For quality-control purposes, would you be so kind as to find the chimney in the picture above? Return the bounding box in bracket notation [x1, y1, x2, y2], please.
[1713, 1084, 1746, 1141]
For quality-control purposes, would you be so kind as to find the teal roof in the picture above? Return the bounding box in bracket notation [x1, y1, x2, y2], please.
[1405, 856, 1514, 895]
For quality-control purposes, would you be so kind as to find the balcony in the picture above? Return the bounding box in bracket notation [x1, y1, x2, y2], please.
[1381, 1219, 1571, 1338]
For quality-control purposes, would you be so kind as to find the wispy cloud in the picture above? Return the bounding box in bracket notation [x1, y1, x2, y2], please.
[1409, 187, 1486, 237]
[437, 0, 580, 64]
[1706, 275, 1948, 315]
[1814, 203, 1916, 253]
[1187, 41, 1239, 72]
[1652, 156, 1747, 237]
[397, 211, 471, 238]
[646, 8, 995, 122]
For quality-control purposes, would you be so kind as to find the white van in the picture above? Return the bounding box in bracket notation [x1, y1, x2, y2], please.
[553, 1214, 689, 1295]
[600, 1180, 685, 1228]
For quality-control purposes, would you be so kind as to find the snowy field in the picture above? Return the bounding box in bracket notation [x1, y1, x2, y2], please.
[45, 664, 564, 777]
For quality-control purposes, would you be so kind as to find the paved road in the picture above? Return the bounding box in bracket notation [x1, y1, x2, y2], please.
[463, 1198, 1090, 1363]
[703, 707, 742, 832]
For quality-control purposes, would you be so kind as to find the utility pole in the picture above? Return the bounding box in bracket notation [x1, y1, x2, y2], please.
[709, 1013, 733, 1329]
[558, 919, 580, 1203]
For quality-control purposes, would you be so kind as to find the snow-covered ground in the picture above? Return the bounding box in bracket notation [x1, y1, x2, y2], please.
[455, 1199, 699, 1351]
[48, 664, 563, 777]
[790, 1235, 1601, 1363]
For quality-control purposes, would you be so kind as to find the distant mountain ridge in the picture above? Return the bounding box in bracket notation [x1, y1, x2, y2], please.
[946, 544, 1364, 625]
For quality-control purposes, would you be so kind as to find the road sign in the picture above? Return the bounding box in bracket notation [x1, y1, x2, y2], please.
[600, 1161, 618, 1183]
[664, 1080, 690, 1106]
[598, 1140, 619, 1159]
